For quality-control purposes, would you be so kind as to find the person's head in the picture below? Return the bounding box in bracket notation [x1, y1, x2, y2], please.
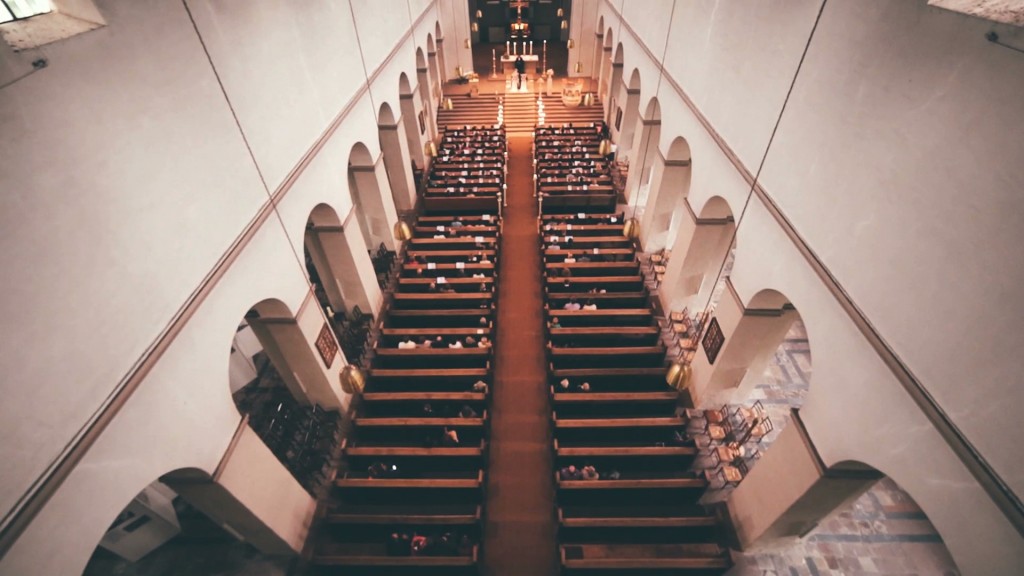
[560, 378, 570, 388]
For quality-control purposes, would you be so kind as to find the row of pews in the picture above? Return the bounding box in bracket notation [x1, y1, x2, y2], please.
[308, 160, 506, 573]
[535, 123, 616, 213]
[537, 140, 733, 573]
[424, 125, 506, 214]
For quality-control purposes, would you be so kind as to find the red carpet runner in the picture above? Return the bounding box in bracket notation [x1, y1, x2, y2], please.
[481, 135, 558, 575]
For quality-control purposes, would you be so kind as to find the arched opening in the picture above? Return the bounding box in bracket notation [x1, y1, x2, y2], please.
[692, 288, 806, 409]
[434, 21, 448, 83]
[426, 33, 443, 102]
[377, 102, 416, 213]
[729, 460, 960, 574]
[604, 41, 623, 128]
[623, 97, 661, 210]
[304, 203, 382, 361]
[348, 142, 398, 252]
[640, 135, 690, 252]
[398, 72, 427, 172]
[616, 68, 642, 162]
[80, 472, 292, 575]
[415, 47, 438, 141]
[599, 28, 614, 104]
[591, 17, 604, 91]
[662, 195, 736, 318]
[230, 298, 345, 494]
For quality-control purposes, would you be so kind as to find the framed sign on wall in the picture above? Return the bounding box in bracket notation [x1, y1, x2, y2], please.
[614, 107, 623, 131]
[315, 323, 338, 368]
[701, 317, 726, 365]
[418, 110, 426, 135]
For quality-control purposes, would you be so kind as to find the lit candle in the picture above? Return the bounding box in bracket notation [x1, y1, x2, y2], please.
[506, 41, 510, 54]
[530, 41, 533, 55]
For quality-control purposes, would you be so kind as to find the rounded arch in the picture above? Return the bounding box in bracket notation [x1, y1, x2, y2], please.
[598, 27, 615, 101]
[604, 41, 625, 134]
[304, 203, 376, 323]
[348, 141, 397, 253]
[433, 22, 448, 82]
[397, 72, 426, 169]
[627, 67, 641, 91]
[426, 33, 442, 98]
[377, 101, 416, 212]
[414, 47, 438, 140]
[616, 67, 643, 161]
[626, 96, 661, 219]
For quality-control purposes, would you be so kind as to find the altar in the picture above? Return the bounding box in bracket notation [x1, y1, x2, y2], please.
[500, 54, 539, 74]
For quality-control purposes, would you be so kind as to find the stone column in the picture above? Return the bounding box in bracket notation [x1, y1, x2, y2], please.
[689, 281, 797, 407]
[379, 117, 416, 211]
[349, 153, 399, 252]
[726, 413, 881, 550]
[658, 199, 734, 316]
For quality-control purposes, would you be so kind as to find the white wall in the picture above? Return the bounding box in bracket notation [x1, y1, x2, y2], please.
[593, 0, 1024, 573]
[0, 1, 443, 574]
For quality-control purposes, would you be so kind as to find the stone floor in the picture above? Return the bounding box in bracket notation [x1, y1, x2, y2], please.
[708, 320, 960, 575]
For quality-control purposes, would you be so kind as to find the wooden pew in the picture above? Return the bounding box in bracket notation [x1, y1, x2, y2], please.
[313, 543, 479, 568]
[326, 504, 482, 526]
[548, 310, 654, 327]
[386, 309, 492, 328]
[390, 293, 493, 309]
[373, 348, 491, 368]
[553, 439, 694, 459]
[559, 543, 729, 572]
[343, 438, 486, 458]
[544, 262, 640, 276]
[336, 470, 484, 489]
[545, 293, 648, 308]
[549, 346, 666, 367]
[368, 368, 490, 382]
[545, 276, 645, 291]
[354, 414, 487, 428]
[558, 506, 717, 529]
[553, 415, 685, 429]
[550, 389, 677, 405]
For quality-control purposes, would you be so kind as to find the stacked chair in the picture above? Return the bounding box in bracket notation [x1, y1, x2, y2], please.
[536, 131, 733, 574]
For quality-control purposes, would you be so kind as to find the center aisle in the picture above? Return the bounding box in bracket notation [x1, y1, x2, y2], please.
[482, 135, 558, 576]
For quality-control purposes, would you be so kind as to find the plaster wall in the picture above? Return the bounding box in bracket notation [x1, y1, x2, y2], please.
[0, 1, 439, 573]
[593, 0, 1024, 572]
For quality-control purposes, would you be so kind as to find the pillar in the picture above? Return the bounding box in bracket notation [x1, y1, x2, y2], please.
[350, 153, 399, 252]
[309, 218, 383, 317]
[622, 118, 660, 206]
[417, 66, 439, 140]
[162, 425, 318, 556]
[658, 199, 734, 315]
[640, 157, 690, 252]
[379, 116, 417, 211]
[400, 91, 427, 170]
[617, 86, 641, 162]
[689, 282, 797, 407]
[246, 313, 342, 410]
[726, 413, 882, 550]
[605, 61, 622, 126]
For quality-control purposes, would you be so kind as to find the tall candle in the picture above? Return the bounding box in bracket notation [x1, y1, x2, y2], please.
[506, 41, 510, 54]
[530, 41, 533, 55]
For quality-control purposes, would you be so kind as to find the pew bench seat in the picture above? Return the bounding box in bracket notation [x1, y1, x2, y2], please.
[314, 544, 479, 567]
[559, 543, 729, 571]
[327, 504, 482, 525]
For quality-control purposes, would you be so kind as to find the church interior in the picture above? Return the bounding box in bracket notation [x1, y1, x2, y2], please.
[1, 0, 1023, 575]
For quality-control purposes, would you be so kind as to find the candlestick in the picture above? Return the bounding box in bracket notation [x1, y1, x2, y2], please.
[506, 41, 510, 55]
[530, 41, 533, 55]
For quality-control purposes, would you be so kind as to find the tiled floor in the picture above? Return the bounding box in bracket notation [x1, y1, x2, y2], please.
[712, 320, 961, 575]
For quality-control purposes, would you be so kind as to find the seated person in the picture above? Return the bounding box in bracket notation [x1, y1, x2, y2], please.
[581, 465, 600, 481]
[550, 317, 561, 328]
[472, 380, 489, 393]
[558, 378, 571, 392]
[582, 300, 598, 311]
[563, 298, 581, 311]
[465, 336, 477, 347]
[449, 340, 464, 349]
[577, 381, 591, 392]
[559, 465, 583, 481]
[478, 336, 492, 347]
[441, 427, 460, 446]
[459, 405, 478, 418]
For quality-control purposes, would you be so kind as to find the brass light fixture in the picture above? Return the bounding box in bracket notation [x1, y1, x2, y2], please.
[582, 92, 594, 106]
[393, 221, 412, 241]
[425, 141, 438, 156]
[562, 20, 569, 30]
[557, 8, 564, 17]
[475, 9, 482, 18]
[464, 37, 472, 48]
[340, 365, 366, 395]
[574, 62, 583, 73]
[597, 138, 612, 156]
[567, 38, 574, 49]
[471, 22, 478, 33]
[443, 97, 454, 110]
[665, 361, 691, 390]
[622, 217, 641, 239]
